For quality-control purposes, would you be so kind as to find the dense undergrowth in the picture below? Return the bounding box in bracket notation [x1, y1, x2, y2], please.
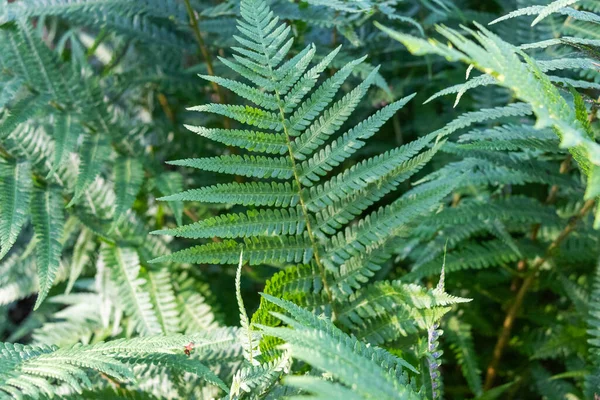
[0, 0, 599, 399]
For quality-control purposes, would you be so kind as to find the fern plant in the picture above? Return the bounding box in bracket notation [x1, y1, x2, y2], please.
[375, 1, 600, 397]
[151, 0, 456, 313]
[2, 0, 600, 399]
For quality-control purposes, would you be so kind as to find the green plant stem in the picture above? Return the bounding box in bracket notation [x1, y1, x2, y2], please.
[483, 198, 596, 390]
[274, 91, 336, 316]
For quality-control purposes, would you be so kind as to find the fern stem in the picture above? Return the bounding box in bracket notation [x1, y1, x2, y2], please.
[483, 198, 596, 389]
[245, 9, 336, 315]
[511, 155, 571, 291]
[274, 92, 336, 316]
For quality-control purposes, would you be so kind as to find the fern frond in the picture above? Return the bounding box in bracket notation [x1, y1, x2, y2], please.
[322, 181, 458, 270]
[304, 133, 439, 207]
[230, 351, 291, 398]
[0, 330, 238, 399]
[32, 293, 106, 347]
[258, 294, 421, 400]
[49, 113, 82, 178]
[283, 376, 364, 400]
[154, 172, 184, 226]
[337, 280, 470, 344]
[490, 1, 583, 26]
[236, 251, 260, 365]
[151, 236, 313, 266]
[158, 182, 299, 207]
[446, 316, 483, 397]
[177, 289, 220, 334]
[0, 251, 38, 306]
[183, 125, 288, 154]
[154, 0, 439, 294]
[251, 263, 322, 330]
[585, 259, 600, 398]
[147, 268, 181, 335]
[113, 157, 144, 225]
[406, 240, 531, 281]
[101, 245, 162, 336]
[153, 207, 305, 239]
[168, 155, 293, 180]
[457, 124, 559, 153]
[31, 185, 65, 309]
[0, 0, 137, 22]
[378, 22, 600, 179]
[298, 95, 417, 184]
[313, 143, 441, 238]
[0, 159, 32, 260]
[0, 341, 132, 399]
[189, 104, 282, 130]
[69, 132, 112, 207]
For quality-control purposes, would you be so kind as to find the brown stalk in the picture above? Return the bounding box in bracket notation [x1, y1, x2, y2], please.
[483, 198, 596, 389]
[183, 0, 230, 130]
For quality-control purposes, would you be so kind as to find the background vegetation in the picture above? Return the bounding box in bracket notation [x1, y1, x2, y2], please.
[0, 0, 599, 398]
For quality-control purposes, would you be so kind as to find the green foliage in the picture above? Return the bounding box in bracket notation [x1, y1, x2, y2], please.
[0, 331, 238, 399]
[31, 185, 65, 309]
[1, 0, 599, 399]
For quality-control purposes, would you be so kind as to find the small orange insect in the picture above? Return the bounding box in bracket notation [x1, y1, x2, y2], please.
[184, 341, 195, 357]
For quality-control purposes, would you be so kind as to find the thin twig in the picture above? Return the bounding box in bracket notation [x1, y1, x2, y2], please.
[510, 155, 571, 291]
[183, 0, 225, 104]
[483, 198, 596, 389]
[157, 93, 175, 123]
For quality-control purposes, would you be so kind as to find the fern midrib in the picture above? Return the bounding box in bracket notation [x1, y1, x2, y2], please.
[247, 12, 335, 311]
[3, 162, 22, 245]
[147, 272, 170, 335]
[275, 90, 335, 312]
[40, 188, 53, 294]
[20, 22, 63, 101]
[178, 293, 216, 331]
[115, 157, 134, 217]
[7, 32, 34, 85]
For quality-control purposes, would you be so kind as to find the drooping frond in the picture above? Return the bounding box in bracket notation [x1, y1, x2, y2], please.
[147, 268, 181, 335]
[31, 185, 65, 309]
[0, 331, 239, 399]
[0, 159, 31, 260]
[446, 316, 483, 397]
[377, 21, 600, 225]
[101, 244, 162, 336]
[113, 157, 144, 226]
[585, 259, 600, 398]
